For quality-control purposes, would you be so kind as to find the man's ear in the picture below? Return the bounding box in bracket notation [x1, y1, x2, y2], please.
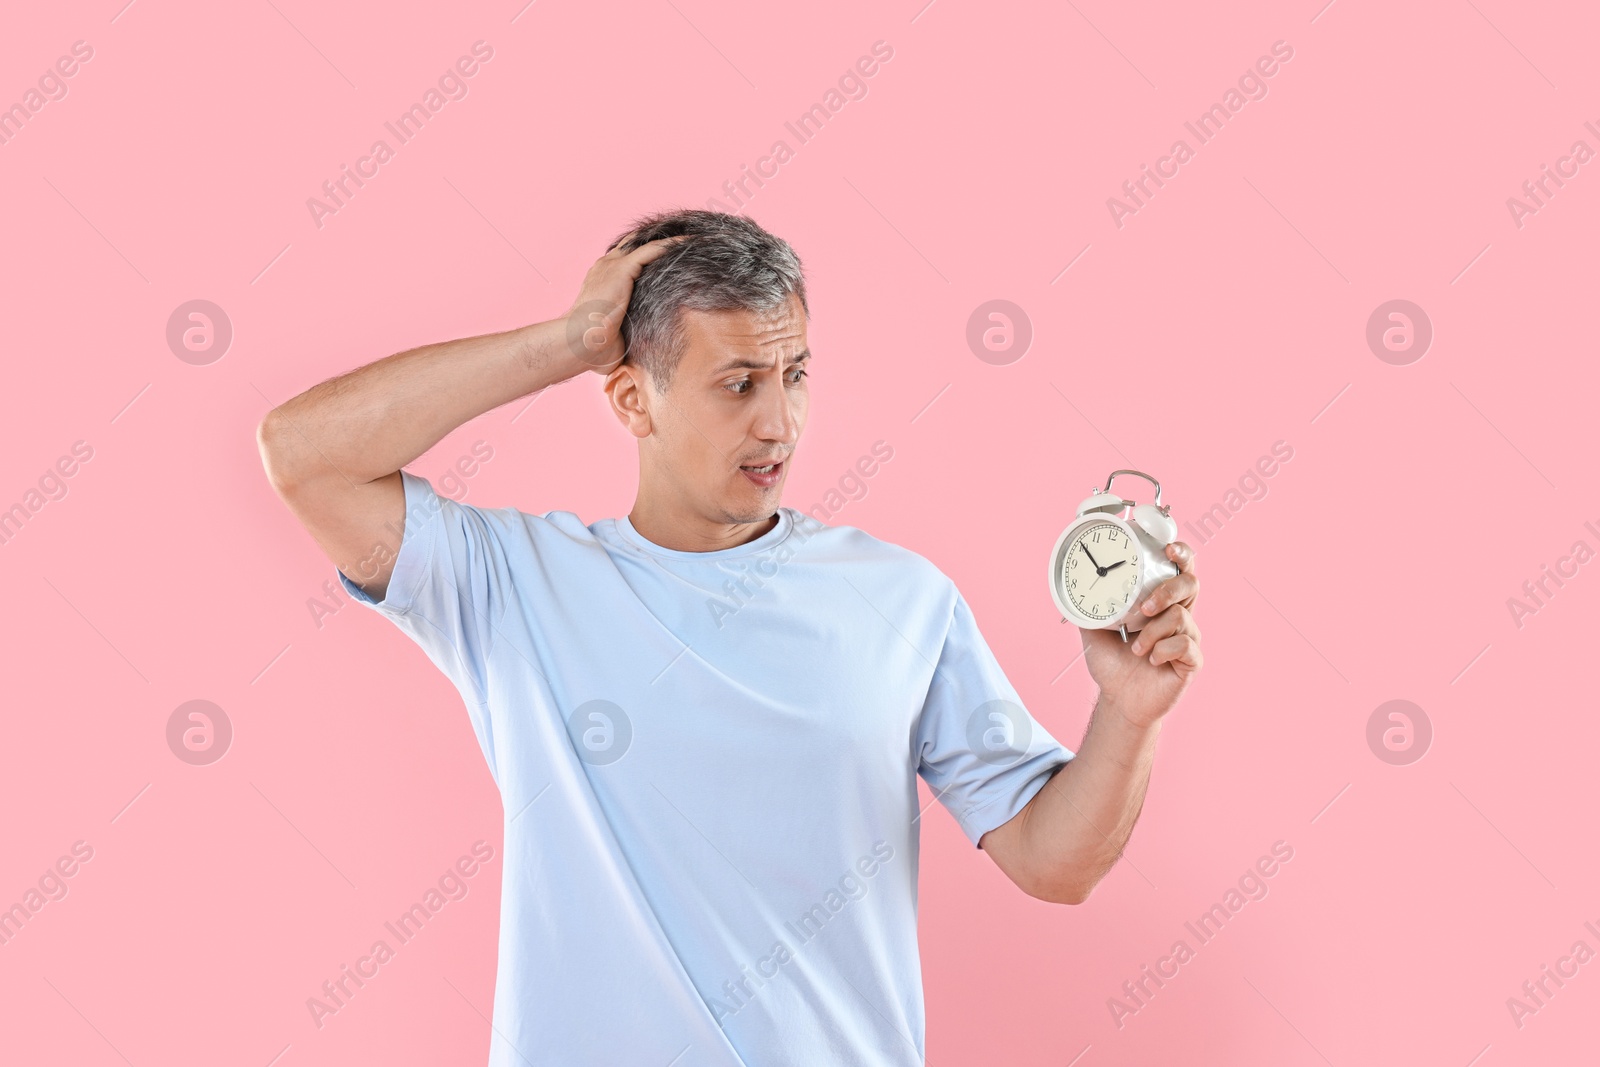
[604, 363, 654, 439]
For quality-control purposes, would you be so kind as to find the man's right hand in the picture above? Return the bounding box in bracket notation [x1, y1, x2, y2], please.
[562, 231, 688, 376]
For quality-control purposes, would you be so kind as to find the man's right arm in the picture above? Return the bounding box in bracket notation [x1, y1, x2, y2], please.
[256, 319, 579, 602]
[256, 232, 683, 602]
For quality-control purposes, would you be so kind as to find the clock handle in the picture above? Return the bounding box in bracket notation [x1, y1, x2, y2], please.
[1106, 469, 1179, 544]
[1104, 469, 1164, 506]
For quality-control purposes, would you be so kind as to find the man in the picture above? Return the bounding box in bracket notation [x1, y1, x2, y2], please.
[257, 209, 1201, 1066]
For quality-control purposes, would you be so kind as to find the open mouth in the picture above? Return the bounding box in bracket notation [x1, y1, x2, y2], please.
[739, 460, 784, 487]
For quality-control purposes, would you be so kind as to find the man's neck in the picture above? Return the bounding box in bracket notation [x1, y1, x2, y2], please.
[627, 496, 778, 553]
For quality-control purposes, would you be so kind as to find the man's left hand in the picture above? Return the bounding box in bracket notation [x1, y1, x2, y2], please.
[1080, 540, 1202, 731]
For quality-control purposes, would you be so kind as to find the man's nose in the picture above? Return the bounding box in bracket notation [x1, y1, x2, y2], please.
[754, 376, 801, 444]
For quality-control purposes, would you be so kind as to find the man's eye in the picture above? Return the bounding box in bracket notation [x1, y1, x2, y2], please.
[788, 367, 808, 383]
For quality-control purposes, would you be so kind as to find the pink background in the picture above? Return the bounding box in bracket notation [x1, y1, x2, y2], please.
[2, 0, 1596, 1063]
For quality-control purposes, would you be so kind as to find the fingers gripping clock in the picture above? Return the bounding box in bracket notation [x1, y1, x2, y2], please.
[1048, 470, 1180, 642]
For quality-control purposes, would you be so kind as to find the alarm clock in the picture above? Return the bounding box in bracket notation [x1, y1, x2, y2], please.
[1048, 469, 1180, 641]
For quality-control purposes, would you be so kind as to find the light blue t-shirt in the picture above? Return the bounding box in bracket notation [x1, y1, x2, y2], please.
[337, 470, 1074, 1066]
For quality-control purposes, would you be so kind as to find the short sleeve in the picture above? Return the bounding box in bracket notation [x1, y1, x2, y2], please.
[914, 589, 1074, 848]
[335, 470, 507, 716]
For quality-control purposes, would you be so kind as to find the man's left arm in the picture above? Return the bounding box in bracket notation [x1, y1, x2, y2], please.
[979, 540, 1202, 904]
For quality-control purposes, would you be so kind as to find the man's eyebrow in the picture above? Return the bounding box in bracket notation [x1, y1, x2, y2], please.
[713, 348, 811, 373]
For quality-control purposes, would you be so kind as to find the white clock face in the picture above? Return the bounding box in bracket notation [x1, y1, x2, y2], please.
[1062, 521, 1140, 621]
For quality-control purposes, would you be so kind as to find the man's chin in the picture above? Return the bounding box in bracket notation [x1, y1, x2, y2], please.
[720, 488, 784, 527]
[727, 504, 781, 527]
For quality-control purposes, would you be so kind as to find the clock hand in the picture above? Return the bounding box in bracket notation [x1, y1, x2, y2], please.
[1103, 560, 1128, 572]
[1080, 542, 1107, 575]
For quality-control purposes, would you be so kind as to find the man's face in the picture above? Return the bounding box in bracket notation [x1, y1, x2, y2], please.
[632, 292, 810, 525]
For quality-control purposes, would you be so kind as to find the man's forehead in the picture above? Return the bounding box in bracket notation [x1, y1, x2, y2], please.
[681, 298, 809, 366]
[708, 348, 810, 374]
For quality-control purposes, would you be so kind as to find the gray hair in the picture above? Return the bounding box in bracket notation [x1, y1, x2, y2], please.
[607, 209, 808, 393]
